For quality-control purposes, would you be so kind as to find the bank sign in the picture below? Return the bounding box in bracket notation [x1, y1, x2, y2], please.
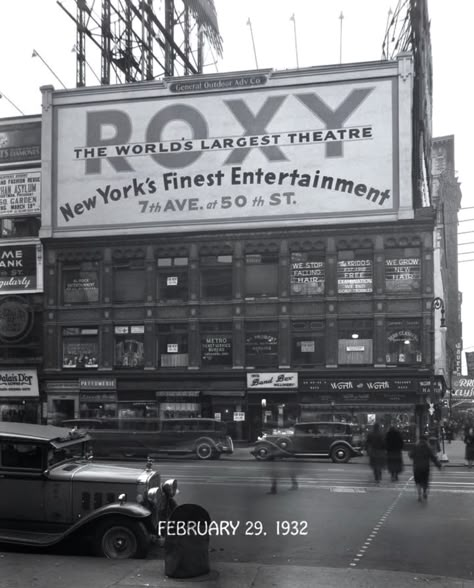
[46, 61, 411, 237]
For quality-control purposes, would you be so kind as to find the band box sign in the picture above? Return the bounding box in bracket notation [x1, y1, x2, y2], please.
[247, 373, 298, 389]
[43, 58, 414, 238]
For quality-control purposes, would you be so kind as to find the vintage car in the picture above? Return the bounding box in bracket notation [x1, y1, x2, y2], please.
[251, 421, 364, 463]
[0, 422, 178, 559]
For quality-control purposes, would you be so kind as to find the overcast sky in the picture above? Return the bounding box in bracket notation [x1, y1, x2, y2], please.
[0, 1, 472, 359]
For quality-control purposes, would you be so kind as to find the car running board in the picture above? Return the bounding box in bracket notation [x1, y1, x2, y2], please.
[0, 528, 63, 546]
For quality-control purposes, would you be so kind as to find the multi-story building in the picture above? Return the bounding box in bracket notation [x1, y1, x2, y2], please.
[0, 115, 43, 422]
[38, 54, 447, 441]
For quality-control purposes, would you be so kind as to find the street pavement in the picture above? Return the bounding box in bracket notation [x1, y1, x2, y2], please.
[1, 440, 473, 588]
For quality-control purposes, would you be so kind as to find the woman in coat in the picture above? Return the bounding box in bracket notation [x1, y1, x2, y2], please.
[365, 423, 385, 484]
[464, 427, 474, 468]
[409, 435, 441, 501]
[385, 426, 404, 481]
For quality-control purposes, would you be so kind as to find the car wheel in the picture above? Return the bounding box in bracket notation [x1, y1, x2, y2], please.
[196, 442, 214, 460]
[94, 517, 150, 559]
[253, 444, 271, 461]
[331, 445, 350, 464]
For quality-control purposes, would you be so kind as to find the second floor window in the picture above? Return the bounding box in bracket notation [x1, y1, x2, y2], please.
[157, 257, 188, 302]
[245, 253, 278, 298]
[337, 250, 373, 294]
[114, 325, 145, 368]
[62, 327, 99, 369]
[386, 319, 422, 364]
[113, 262, 145, 303]
[338, 319, 373, 365]
[158, 323, 188, 368]
[63, 262, 99, 304]
[200, 255, 233, 299]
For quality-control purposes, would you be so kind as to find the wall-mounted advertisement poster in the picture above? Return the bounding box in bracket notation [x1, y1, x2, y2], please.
[290, 252, 325, 295]
[0, 242, 43, 294]
[0, 170, 41, 216]
[384, 256, 421, 291]
[337, 258, 373, 293]
[63, 270, 99, 303]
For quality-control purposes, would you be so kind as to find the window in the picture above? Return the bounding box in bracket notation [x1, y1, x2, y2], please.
[200, 255, 232, 299]
[338, 319, 373, 365]
[63, 262, 99, 304]
[1, 442, 42, 469]
[201, 322, 233, 367]
[385, 248, 421, 292]
[114, 325, 145, 368]
[157, 257, 188, 301]
[0, 218, 40, 239]
[113, 262, 145, 302]
[290, 252, 325, 296]
[158, 323, 188, 367]
[245, 322, 278, 367]
[244, 253, 278, 297]
[291, 321, 325, 366]
[62, 327, 99, 368]
[386, 319, 422, 365]
[337, 250, 373, 294]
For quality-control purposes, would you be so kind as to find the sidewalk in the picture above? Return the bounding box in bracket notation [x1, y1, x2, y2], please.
[1, 552, 472, 588]
[229, 440, 469, 466]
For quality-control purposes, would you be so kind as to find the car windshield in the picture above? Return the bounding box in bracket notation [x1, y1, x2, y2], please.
[48, 441, 87, 466]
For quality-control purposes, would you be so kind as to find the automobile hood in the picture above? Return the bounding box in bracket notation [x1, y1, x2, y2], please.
[49, 460, 157, 484]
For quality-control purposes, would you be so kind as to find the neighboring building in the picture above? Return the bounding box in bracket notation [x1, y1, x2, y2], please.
[37, 54, 446, 440]
[0, 115, 43, 422]
[466, 352, 474, 377]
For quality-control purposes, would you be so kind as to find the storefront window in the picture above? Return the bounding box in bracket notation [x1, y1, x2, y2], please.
[245, 253, 278, 298]
[386, 319, 422, 364]
[157, 392, 200, 418]
[80, 392, 117, 418]
[62, 327, 99, 368]
[113, 262, 145, 302]
[200, 255, 233, 299]
[157, 257, 188, 301]
[158, 323, 188, 367]
[201, 322, 233, 367]
[385, 247, 421, 292]
[63, 262, 99, 304]
[245, 322, 279, 367]
[338, 319, 373, 365]
[337, 250, 373, 294]
[291, 321, 325, 366]
[290, 252, 325, 296]
[114, 325, 145, 368]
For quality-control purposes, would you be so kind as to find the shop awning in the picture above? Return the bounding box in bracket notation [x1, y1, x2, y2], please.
[203, 391, 245, 397]
[247, 389, 297, 394]
[156, 391, 200, 397]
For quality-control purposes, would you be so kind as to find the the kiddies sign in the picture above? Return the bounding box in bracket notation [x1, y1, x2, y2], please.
[44, 60, 412, 237]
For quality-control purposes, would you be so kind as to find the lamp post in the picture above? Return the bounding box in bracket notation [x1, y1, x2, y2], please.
[430, 297, 448, 461]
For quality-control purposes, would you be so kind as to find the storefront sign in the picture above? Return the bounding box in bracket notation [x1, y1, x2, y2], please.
[0, 120, 41, 165]
[452, 377, 474, 398]
[0, 369, 38, 397]
[301, 377, 419, 394]
[0, 169, 41, 216]
[246, 333, 278, 355]
[0, 242, 43, 294]
[290, 260, 325, 295]
[79, 377, 116, 389]
[0, 296, 33, 342]
[337, 259, 372, 293]
[233, 411, 245, 421]
[385, 256, 421, 291]
[47, 61, 409, 238]
[247, 372, 298, 389]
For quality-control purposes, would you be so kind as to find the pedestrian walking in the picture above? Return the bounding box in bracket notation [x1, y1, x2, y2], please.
[365, 423, 385, 484]
[409, 435, 442, 502]
[385, 425, 404, 481]
[463, 426, 474, 468]
[267, 442, 299, 494]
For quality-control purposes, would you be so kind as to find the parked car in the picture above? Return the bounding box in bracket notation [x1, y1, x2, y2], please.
[251, 421, 363, 463]
[60, 417, 234, 460]
[0, 422, 178, 559]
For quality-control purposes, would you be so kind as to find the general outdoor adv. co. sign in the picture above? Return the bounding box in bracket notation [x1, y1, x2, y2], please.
[46, 60, 411, 237]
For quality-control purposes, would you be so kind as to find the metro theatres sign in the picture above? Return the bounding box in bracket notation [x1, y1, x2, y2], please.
[42, 57, 414, 238]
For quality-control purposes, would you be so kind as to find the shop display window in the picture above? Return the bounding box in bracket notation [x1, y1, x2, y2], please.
[80, 392, 117, 418]
[386, 319, 422, 364]
[158, 323, 189, 367]
[244, 253, 278, 298]
[62, 327, 99, 368]
[114, 325, 145, 368]
[200, 322, 233, 367]
[337, 249, 373, 294]
[338, 319, 373, 365]
[113, 262, 145, 302]
[291, 321, 325, 366]
[62, 262, 99, 304]
[200, 255, 233, 299]
[384, 247, 421, 292]
[245, 321, 279, 367]
[290, 252, 325, 296]
[157, 256, 188, 301]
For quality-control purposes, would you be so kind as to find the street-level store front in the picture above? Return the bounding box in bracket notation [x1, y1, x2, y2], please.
[0, 369, 40, 423]
[299, 376, 444, 438]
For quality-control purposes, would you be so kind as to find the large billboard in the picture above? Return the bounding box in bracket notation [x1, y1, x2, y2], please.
[44, 59, 413, 237]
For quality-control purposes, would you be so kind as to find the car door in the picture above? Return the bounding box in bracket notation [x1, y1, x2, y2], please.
[0, 441, 47, 522]
[310, 424, 334, 454]
[292, 424, 318, 453]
